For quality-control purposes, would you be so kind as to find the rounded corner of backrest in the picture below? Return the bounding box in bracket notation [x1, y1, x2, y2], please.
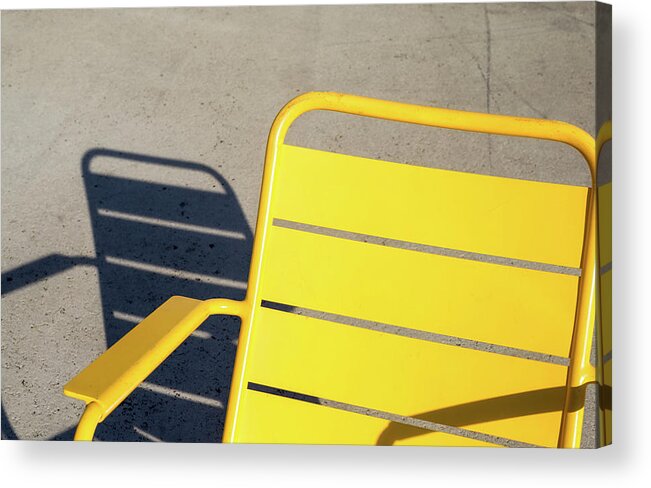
[81, 147, 110, 177]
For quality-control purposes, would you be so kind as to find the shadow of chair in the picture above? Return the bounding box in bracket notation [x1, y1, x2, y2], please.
[2, 148, 253, 442]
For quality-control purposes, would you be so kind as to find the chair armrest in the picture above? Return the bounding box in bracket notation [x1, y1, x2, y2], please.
[64, 296, 244, 440]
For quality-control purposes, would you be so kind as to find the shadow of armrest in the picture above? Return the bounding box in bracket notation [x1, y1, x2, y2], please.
[63, 296, 246, 440]
[1, 254, 96, 296]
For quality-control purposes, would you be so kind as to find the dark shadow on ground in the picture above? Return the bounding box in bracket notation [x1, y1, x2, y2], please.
[1, 404, 19, 440]
[2, 149, 253, 442]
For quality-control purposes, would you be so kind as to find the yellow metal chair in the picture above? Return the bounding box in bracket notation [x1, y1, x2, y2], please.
[65, 92, 606, 447]
[597, 121, 612, 446]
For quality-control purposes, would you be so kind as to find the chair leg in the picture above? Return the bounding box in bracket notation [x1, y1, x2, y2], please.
[74, 402, 102, 441]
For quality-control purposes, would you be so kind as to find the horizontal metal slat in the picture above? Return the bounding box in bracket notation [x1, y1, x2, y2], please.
[232, 389, 498, 447]
[259, 225, 579, 357]
[271, 144, 588, 268]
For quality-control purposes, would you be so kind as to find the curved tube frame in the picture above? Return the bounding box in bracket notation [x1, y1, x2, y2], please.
[74, 402, 103, 441]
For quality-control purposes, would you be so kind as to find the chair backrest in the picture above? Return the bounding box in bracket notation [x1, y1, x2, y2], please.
[223, 92, 601, 448]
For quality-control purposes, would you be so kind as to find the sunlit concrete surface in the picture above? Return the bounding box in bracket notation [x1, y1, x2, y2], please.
[1, 3, 599, 444]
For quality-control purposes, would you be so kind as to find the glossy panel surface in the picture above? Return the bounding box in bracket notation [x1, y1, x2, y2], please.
[259, 225, 579, 357]
[243, 307, 568, 447]
[272, 144, 588, 268]
[234, 389, 498, 446]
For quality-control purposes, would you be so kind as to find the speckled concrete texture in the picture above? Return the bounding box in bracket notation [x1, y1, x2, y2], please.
[2, 3, 599, 444]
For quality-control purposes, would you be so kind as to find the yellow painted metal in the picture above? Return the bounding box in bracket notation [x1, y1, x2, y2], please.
[64, 296, 244, 438]
[601, 261, 613, 448]
[601, 269, 612, 356]
[273, 144, 589, 268]
[241, 307, 568, 447]
[74, 402, 103, 441]
[234, 389, 499, 447]
[597, 120, 613, 446]
[604, 359, 612, 445]
[558, 119, 609, 448]
[260, 225, 580, 357]
[65, 92, 602, 448]
[557, 194, 599, 447]
[599, 183, 612, 266]
[597, 120, 612, 160]
[226, 92, 598, 448]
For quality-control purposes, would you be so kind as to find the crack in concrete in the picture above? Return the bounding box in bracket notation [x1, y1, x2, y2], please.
[539, 3, 595, 28]
[484, 4, 493, 170]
